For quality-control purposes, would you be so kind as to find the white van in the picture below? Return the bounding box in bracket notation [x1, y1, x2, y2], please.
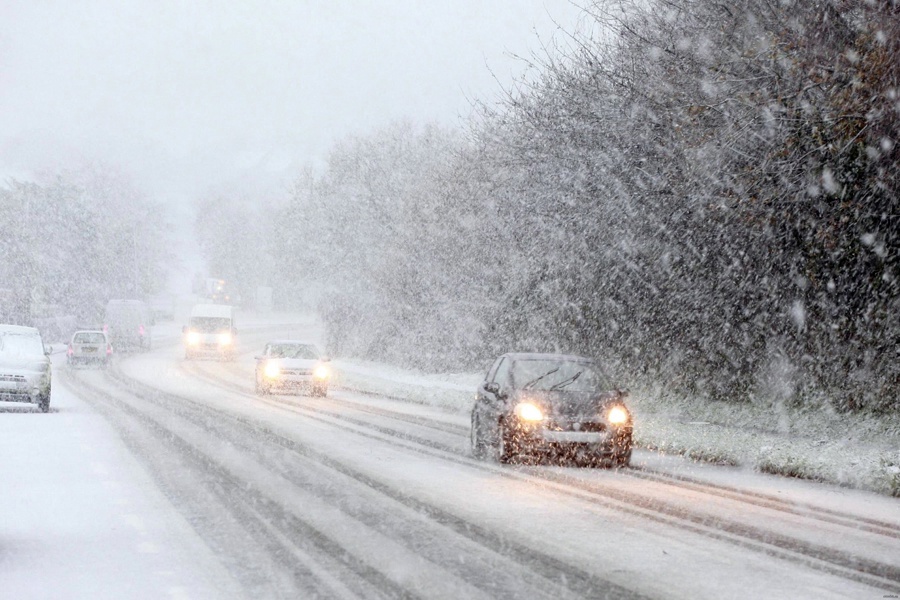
[183, 304, 236, 360]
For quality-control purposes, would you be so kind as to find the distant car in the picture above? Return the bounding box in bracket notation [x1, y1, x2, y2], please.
[0, 324, 52, 412]
[183, 304, 236, 360]
[470, 353, 633, 466]
[67, 330, 112, 367]
[255, 341, 331, 397]
[104, 299, 152, 351]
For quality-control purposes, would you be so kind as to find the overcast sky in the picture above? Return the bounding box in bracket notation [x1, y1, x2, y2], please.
[0, 0, 588, 202]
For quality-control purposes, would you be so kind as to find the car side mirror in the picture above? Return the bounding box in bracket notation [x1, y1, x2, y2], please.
[44, 345, 51, 356]
[485, 381, 500, 394]
[254, 355, 264, 360]
[617, 388, 630, 398]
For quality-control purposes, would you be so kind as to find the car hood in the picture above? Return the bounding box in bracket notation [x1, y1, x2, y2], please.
[512, 389, 620, 420]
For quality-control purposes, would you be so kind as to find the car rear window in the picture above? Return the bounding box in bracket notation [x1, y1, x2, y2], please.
[0, 332, 44, 358]
[74, 332, 106, 344]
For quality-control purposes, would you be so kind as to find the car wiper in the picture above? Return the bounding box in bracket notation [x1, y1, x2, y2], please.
[522, 367, 560, 389]
[550, 371, 582, 391]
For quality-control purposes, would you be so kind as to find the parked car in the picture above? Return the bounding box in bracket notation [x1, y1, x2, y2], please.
[0, 324, 52, 412]
[255, 340, 330, 397]
[470, 353, 633, 466]
[67, 330, 112, 367]
[104, 299, 152, 351]
[183, 304, 236, 360]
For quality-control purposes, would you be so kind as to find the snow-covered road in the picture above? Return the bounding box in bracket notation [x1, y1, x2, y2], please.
[3, 322, 898, 599]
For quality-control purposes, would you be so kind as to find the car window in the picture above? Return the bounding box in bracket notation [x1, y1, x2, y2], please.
[190, 317, 231, 332]
[510, 359, 611, 392]
[0, 332, 44, 358]
[74, 332, 106, 344]
[268, 344, 319, 359]
[493, 357, 511, 386]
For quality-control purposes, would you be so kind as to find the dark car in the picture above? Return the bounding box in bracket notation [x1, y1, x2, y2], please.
[470, 353, 633, 466]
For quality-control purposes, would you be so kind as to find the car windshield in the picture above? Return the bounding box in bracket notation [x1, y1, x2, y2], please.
[268, 344, 319, 359]
[511, 359, 611, 392]
[0, 332, 44, 358]
[190, 317, 231, 332]
[74, 332, 105, 344]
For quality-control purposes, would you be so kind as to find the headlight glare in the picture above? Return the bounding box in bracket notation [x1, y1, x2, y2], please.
[218, 332, 233, 345]
[264, 362, 281, 378]
[514, 402, 544, 422]
[608, 406, 628, 425]
[265, 362, 281, 377]
[186, 331, 201, 346]
[314, 365, 330, 379]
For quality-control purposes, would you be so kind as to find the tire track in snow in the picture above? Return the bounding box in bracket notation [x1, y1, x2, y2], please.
[180, 357, 900, 594]
[75, 362, 650, 600]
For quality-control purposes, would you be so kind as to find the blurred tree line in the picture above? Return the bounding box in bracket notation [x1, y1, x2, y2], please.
[198, 0, 898, 412]
[0, 165, 170, 327]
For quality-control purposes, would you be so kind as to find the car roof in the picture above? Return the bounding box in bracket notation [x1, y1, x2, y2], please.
[500, 352, 596, 363]
[266, 340, 318, 346]
[0, 324, 41, 335]
[73, 330, 106, 336]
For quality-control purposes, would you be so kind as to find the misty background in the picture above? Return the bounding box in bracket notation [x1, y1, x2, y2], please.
[1, 0, 897, 415]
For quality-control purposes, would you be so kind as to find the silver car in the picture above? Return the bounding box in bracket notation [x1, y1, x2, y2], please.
[67, 330, 112, 367]
[255, 340, 331, 397]
[0, 324, 52, 412]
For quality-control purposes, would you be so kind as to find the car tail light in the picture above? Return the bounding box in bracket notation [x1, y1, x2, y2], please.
[106, 344, 113, 355]
[139, 324, 145, 336]
[67, 344, 73, 356]
[103, 324, 108, 333]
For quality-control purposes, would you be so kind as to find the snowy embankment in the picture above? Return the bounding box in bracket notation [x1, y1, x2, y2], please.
[330, 360, 900, 497]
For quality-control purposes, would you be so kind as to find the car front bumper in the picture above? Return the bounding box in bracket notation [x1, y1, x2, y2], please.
[511, 423, 632, 456]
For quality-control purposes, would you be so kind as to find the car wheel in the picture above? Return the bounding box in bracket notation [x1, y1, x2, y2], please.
[470, 414, 487, 460]
[613, 446, 632, 468]
[38, 392, 50, 413]
[497, 420, 516, 464]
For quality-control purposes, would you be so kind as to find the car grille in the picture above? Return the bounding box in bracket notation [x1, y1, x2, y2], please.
[545, 420, 606, 433]
[0, 374, 27, 383]
[281, 368, 312, 376]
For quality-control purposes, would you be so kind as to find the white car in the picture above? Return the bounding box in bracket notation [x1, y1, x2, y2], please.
[0, 324, 52, 412]
[255, 340, 331, 397]
[67, 330, 112, 367]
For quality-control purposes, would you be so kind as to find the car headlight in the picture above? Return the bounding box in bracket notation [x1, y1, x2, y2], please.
[314, 365, 330, 380]
[186, 331, 201, 345]
[607, 406, 629, 425]
[264, 362, 281, 378]
[218, 332, 233, 345]
[514, 402, 544, 422]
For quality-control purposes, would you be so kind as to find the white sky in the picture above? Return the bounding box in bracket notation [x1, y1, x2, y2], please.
[0, 0, 588, 201]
